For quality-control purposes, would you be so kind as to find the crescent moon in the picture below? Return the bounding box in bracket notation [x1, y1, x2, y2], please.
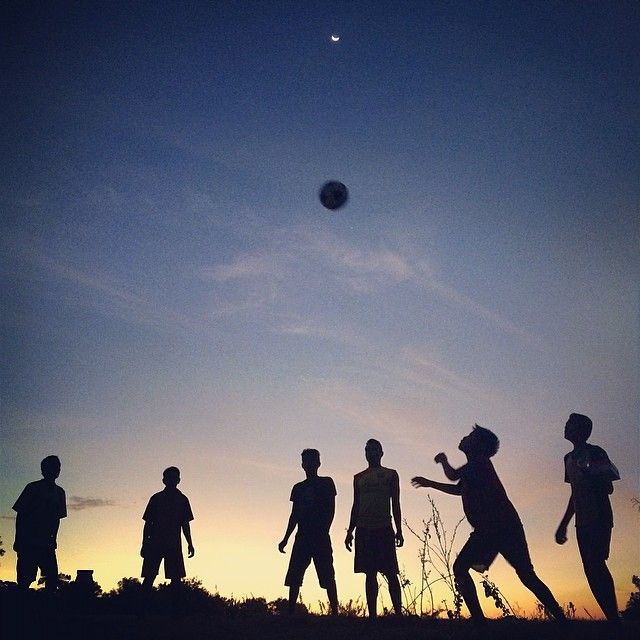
[331, 34, 340, 42]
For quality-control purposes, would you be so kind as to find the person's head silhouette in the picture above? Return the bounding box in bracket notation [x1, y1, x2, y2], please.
[565, 413, 592, 444]
[301, 449, 321, 475]
[365, 439, 383, 466]
[458, 424, 500, 459]
[41, 455, 61, 481]
[162, 466, 181, 489]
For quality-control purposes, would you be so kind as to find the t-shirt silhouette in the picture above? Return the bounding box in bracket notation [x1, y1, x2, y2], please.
[143, 488, 193, 549]
[564, 444, 619, 528]
[354, 467, 397, 528]
[290, 476, 336, 537]
[13, 480, 67, 550]
[458, 459, 520, 531]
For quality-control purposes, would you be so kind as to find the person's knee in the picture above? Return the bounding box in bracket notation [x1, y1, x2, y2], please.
[453, 557, 470, 579]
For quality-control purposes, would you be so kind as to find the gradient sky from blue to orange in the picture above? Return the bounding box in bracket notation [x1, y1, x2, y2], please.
[1, 0, 638, 617]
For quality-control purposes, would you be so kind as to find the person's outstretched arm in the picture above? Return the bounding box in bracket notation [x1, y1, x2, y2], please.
[434, 453, 461, 480]
[345, 478, 359, 551]
[278, 504, 298, 553]
[411, 477, 462, 495]
[182, 522, 195, 557]
[391, 471, 403, 547]
[555, 494, 575, 544]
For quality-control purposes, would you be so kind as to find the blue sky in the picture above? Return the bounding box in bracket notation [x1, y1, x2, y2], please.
[1, 0, 638, 614]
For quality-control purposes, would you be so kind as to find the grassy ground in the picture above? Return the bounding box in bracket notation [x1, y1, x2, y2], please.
[3, 612, 638, 640]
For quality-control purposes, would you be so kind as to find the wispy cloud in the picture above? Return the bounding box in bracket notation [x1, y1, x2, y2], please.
[8, 241, 212, 335]
[273, 318, 361, 346]
[401, 348, 492, 399]
[67, 496, 116, 511]
[195, 228, 531, 340]
[200, 253, 284, 282]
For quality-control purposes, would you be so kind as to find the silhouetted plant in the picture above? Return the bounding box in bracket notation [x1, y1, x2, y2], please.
[480, 574, 515, 618]
[622, 575, 640, 620]
[335, 597, 368, 617]
[37, 572, 72, 589]
[404, 495, 465, 618]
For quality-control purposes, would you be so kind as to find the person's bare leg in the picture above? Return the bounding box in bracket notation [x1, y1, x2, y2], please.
[325, 579, 338, 615]
[584, 559, 619, 622]
[386, 573, 402, 615]
[288, 585, 300, 615]
[365, 573, 378, 618]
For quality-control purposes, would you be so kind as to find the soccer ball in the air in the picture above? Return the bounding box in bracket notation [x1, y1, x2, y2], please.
[319, 181, 348, 210]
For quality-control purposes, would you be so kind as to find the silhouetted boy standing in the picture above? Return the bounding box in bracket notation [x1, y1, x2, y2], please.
[13, 455, 66, 591]
[555, 413, 620, 622]
[412, 425, 565, 623]
[141, 466, 194, 589]
[279, 449, 338, 615]
[345, 439, 403, 618]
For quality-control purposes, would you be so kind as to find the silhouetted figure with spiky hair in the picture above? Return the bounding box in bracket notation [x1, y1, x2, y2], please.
[141, 467, 194, 591]
[345, 439, 403, 618]
[556, 413, 620, 622]
[13, 455, 67, 591]
[412, 425, 565, 623]
[278, 449, 338, 615]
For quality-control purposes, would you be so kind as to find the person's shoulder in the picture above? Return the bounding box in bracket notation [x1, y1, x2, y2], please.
[291, 479, 307, 491]
[319, 476, 337, 491]
[587, 443, 609, 458]
[55, 485, 66, 497]
[23, 480, 43, 492]
[382, 466, 399, 478]
[354, 469, 368, 480]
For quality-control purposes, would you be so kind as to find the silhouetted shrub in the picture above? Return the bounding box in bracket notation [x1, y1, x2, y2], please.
[622, 575, 640, 620]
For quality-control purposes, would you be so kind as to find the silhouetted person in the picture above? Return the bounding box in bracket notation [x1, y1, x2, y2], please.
[345, 439, 403, 618]
[278, 449, 338, 615]
[141, 467, 194, 591]
[412, 425, 565, 623]
[555, 413, 620, 622]
[12, 455, 66, 591]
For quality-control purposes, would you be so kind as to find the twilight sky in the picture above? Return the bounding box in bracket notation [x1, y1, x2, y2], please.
[1, 0, 638, 617]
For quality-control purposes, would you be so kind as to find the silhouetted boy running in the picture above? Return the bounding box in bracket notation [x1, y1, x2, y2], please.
[345, 439, 403, 618]
[278, 449, 338, 615]
[141, 467, 194, 590]
[555, 413, 620, 622]
[412, 425, 565, 623]
[13, 455, 66, 591]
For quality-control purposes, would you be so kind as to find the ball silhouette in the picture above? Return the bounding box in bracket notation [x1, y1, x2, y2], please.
[319, 181, 348, 210]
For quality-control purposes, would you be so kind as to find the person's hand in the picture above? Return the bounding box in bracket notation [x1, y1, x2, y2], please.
[187, 544, 195, 558]
[434, 453, 447, 465]
[395, 531, 404, 548]
[411, 476, 431, 489]
[555, 525, 568, 545]
[278, 539, 287, 554]
[345, 530, 354, 552]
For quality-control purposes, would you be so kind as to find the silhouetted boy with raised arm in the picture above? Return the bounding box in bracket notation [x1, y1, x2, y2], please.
[141, 467, 195, 591]
[12, 456, 66, 591]
[278, 449, 338, 615]
[412, 425, 566, 623]
[345, 439, 403, 619]
[555, 413, 620, 622]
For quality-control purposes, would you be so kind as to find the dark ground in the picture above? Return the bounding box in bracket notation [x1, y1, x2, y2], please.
[3, 612, 638, 640]
[1, 585, 637, 640]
